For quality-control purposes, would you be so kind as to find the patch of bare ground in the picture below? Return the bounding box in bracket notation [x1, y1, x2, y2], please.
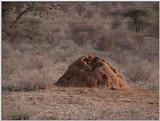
[2, 85, 159, 120]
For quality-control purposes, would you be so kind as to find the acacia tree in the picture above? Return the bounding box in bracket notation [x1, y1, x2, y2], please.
[111, 9, 147, 32]
[2, 2, 49, 44]
[2, 2, 32, 25]
[2, 2, 48, 27]
[123, 9, 146, 32]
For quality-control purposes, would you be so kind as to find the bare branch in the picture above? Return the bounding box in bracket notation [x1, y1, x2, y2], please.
[12, 6, 32, 25]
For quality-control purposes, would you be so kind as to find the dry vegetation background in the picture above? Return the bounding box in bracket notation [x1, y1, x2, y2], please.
[2, 2, 159, 120]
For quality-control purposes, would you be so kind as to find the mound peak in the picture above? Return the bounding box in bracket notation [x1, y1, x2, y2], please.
[56, 55, 128, 89]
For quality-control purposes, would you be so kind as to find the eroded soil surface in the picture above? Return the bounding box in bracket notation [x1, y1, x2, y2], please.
[2, 86, 159, 120]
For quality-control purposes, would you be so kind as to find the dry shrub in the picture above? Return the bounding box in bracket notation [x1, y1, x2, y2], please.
[111, 50, 159, 89]
[111, 19, 122, 29]
[139, 37, 159, 60]
[2, 40, 76, 92]
[126, 61, 152, 82]
[2, 50, 47, 92]
[2, 79, 46, 92]
[95, 30, 135, 52]
[81, 3, 101, 18]
[22, 53, 45, 70]
[38, 18, 69, 46]
[106, 30, 159, 62]
[126, 60, 158, 89]
[109, 30, 135, 51]
[69, 18, 107, 46]
[3, 17, 42, 43]
[95, 36, 113, 51]
[2, 2, 159, 90]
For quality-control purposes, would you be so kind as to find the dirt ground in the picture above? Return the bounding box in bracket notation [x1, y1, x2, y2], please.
[2, 85, 159, 120]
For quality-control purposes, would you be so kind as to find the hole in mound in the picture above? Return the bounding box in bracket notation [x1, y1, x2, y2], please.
[117, 74, 121, 78]
[82, 77, 85, 81]
[86, 61, 90, 65]
[71, 73, 74, 76]
[103, 68, 105, 71]
[102, 59, 105, 62]
[83, 58, 89, 62]
[93, 57, 100, 62]
[75, 73, 78, 77]
[76, 64, 82, 69]
[97, 81, 100, 86]
[67, 77, 70, 81]
[76, 63, 79, 67]
[102, 74, 107, 80]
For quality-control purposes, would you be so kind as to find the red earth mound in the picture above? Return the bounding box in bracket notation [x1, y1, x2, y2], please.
[56, 55, 129, 89]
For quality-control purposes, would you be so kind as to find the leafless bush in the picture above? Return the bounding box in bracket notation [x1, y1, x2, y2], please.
[139, 37, 159, 60]
[95, 36, 113, 51]
[2, 2, 159, 90]
[69, 19, 106, 46]
[3, 17, 42, 44]
[126, 60, 158, 89]
[111, 19, 122, 29]
[110, 50, 159, 89]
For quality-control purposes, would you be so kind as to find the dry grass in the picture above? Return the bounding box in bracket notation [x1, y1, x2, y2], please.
[2, 80, 46, 92]
[69, 18, 107, 46]
[2, 2, 159, 120]
[2, 101, 31, 120]
[2, 87, 159, 120]
[2, 4, 159, 89]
